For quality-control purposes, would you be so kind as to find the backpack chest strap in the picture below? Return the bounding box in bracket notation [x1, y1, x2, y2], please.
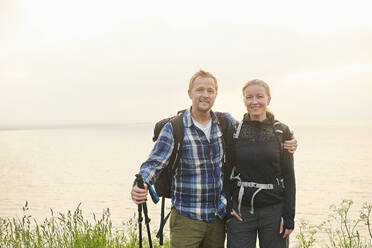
[237, 181, 274, 190]
[232, 174, 275, 216]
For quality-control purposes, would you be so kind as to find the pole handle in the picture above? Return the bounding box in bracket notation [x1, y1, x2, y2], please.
[135, 174, 145, 189]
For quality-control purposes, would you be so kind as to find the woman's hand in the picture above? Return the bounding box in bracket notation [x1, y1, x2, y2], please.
[231, 209, 243, 222]
[279, 218, 293, 238]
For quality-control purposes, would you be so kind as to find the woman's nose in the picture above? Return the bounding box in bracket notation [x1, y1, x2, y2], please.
[201, 90, 209, 97]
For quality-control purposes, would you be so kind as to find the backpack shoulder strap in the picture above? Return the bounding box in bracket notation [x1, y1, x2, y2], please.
[233, 121, 243, 139]
[216, 112, 234, 155]
[172, 109, 185, 138]
[215, 113, 236, 177]
[273, 120, 291, 170]
[168, 112, 185, 171]
[273, 120, 285, 156]
[273, 120, 284, 142]
[216, 112, 236, 143]
[156, 112, 185, 245]
[216, 112, 228, 133]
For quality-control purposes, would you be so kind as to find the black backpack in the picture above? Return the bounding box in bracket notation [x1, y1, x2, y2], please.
[229, 119, 288, 181]
[150, 109, 232, 245]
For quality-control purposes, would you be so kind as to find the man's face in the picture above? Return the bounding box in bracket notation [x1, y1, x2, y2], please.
[188, 76, 217, 113]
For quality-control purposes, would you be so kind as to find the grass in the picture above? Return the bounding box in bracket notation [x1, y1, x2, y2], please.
[0, 200, 370, 247]
[295, 200, 372, 248]
[0, 202, 168, 248]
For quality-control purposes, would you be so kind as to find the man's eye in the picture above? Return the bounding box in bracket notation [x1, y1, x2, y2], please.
[207, 89, 215, 93]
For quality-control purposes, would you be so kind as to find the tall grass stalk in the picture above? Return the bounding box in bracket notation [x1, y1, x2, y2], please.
[295, 200, 372, 248]
[0, 202, 169, 248]
[0, 200, 370, 247]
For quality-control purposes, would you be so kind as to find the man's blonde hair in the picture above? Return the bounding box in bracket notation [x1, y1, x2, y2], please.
[189, 70, 218, 91]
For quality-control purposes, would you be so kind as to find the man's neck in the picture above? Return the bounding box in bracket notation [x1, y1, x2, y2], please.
[190, 108, 212, 125]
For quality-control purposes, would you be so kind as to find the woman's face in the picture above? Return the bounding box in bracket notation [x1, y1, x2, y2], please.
[243, 84, 270, 120]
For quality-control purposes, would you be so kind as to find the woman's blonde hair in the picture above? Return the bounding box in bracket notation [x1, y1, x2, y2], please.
[242, 79, 271, 98]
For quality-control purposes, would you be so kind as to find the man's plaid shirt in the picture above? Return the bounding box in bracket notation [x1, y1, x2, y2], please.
[139, 108, 236, 222]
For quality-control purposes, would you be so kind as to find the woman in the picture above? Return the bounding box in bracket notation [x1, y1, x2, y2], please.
[226, 79, 296, 248]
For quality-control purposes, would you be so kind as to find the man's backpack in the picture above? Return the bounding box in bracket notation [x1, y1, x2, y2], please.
[150, 109, 231, 245]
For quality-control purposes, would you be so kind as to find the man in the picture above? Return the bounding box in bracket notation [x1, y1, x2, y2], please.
[131, 70, 296, 248]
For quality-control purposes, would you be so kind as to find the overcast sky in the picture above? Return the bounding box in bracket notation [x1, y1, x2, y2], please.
[1, 0, 372, 127]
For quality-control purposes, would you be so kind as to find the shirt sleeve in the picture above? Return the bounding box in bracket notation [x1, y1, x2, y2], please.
[281, 125, 296, 229]
[139, 122, 175, 185]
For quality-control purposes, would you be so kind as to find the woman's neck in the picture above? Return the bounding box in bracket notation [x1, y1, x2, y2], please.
[248, 113, 267, 122]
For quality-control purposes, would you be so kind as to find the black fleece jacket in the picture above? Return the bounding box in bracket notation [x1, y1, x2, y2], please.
[224, 112, 296, 229]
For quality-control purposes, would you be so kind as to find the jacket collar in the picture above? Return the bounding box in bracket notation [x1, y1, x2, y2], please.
[243, 111, 275, 125]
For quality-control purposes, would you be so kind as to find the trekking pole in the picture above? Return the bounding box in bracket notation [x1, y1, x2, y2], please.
[135, 174, 153, 248]
[142, 198, 153, 248]
[138, 202, 143, 248]
[136, 174, 144, 248]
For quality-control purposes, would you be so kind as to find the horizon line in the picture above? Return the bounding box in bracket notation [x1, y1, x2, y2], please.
[1, 120, 372, 131]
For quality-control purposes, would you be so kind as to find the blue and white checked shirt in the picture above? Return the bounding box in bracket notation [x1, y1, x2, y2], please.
[139, 108, 236, 222]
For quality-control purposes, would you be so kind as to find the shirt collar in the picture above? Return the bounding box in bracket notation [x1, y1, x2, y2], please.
[184, 107, 219, 128]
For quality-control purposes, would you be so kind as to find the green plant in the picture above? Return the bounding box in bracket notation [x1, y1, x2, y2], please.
[0, 202, 169, 248]
[1, 200, 370, 248]
[319, 200, 372, 248]
[295, 219, 318, 248]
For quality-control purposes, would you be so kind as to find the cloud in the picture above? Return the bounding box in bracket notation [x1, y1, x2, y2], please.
[1, 0, 372, 126]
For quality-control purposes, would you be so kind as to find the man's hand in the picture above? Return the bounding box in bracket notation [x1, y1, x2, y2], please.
[279, 218, 293, 238]
[131, 184, 148, 205]
[283, 130, 297, 154]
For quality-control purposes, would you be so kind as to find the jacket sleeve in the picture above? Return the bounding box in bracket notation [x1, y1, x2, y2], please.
[138, 122, 175, 185]
[281, 125, 296, 229]
[223, 121, 237, 220]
